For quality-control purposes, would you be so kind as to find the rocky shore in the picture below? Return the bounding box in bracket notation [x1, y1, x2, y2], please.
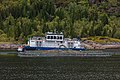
[0, 44, 19, 50]
[82, 41, 120, 49]
[0, 41, 120, 50]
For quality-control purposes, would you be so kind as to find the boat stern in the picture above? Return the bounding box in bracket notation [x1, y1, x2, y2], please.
[17, 46, 24, 52]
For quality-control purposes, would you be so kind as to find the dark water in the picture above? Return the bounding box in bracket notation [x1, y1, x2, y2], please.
[0, 50, 120, 80]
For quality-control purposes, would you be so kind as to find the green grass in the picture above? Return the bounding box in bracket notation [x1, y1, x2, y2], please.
[0, 41, 22, 44]
[0, 54, 17, 57]
[82, 36, 120, 44]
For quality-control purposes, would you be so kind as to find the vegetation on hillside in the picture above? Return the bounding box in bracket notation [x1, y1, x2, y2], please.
[0, 0, 120, 43]
[82, 36, 120, 44]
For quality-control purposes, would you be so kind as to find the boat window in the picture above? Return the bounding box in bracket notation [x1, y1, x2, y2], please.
[54, 36, 56, 39]
[36, 41, 39, 46]
[60, 36, 62, 39]
[51, 36, 53, 39]
[48, 36, 50, 39]
[57, 36, 59, 39]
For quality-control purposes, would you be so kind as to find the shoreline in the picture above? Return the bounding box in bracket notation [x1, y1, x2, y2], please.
[81, 42, 120, 49]
[0, 44, 18, 50]
[0, 43, 120, 50]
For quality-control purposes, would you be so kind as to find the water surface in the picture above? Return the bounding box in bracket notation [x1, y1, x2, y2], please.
[0, 49, 120, 80]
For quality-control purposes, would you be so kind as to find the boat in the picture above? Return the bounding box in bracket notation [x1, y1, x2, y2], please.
[17, 52, 112, 57]
[17, 31, 85, 52]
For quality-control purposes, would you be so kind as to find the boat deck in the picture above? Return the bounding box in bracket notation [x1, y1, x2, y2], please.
[17, 50, 112, 57]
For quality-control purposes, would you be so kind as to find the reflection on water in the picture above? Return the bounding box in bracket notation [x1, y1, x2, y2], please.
[0, 49, 120, 80]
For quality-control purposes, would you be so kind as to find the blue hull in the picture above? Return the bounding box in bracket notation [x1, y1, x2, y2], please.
[24, 46, 85, 51]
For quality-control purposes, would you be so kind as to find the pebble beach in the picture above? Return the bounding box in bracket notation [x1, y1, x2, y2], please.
[0, 42, 120, 50]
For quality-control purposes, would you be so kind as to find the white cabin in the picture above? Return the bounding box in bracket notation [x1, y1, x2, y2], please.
[27, 32, 83, 49]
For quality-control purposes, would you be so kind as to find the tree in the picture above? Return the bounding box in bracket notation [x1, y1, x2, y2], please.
[99, 13, 108, 26]
[3, 15, 15, 39]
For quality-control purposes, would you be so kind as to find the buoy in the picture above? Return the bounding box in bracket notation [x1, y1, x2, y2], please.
[17, 46, 24, 52]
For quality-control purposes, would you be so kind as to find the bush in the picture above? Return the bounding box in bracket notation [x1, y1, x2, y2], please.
[0, 34, 8, 42]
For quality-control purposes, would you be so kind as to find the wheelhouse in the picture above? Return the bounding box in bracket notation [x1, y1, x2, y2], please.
[45, 32, 64, 42]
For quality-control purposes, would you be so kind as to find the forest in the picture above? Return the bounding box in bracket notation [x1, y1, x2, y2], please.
[0, 0, 120, 42]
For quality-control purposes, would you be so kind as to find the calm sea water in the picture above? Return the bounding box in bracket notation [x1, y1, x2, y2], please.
[0, 49, 120, 80]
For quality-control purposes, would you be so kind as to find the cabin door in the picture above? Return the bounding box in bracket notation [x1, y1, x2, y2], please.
[68, 42, 73, 48]
[36, 41, 42, 47]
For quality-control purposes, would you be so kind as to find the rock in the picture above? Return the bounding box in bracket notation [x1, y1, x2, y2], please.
[0, 44, 18, 50]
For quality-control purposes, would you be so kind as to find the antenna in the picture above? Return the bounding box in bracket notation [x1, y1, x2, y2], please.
[54, 29, 57, 34]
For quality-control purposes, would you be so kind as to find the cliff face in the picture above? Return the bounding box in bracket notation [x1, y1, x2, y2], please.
[106, 6, 120, 17]
[88, 0, 120, 16]
[0, 0, 120, 42]
[88, 0, 108, 4]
